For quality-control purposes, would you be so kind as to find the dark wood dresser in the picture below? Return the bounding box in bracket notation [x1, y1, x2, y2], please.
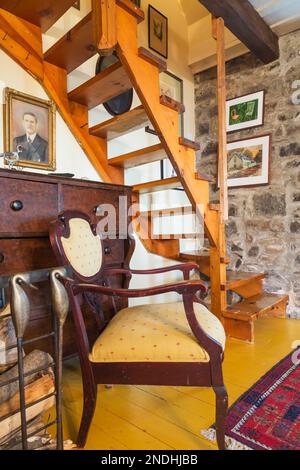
[0, 169, 132, 357]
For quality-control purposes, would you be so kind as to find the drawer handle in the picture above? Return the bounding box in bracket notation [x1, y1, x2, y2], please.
[10, 200, 23, 212]
[0, 253, 4, 264]
[104, 247, 112, 256]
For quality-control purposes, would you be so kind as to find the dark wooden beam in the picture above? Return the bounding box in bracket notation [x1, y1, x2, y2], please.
[198, 0, 279, 63]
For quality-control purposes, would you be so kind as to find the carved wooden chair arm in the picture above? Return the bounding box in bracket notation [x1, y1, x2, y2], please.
[104, 262, 200, 279]
[71, 279, 206, 298]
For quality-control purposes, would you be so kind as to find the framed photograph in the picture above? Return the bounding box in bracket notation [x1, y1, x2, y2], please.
[4, 88, 56, 171]
[225, 134, 271, 188]
[226, 90, 265, 133]
[160, 71, 184, 136]
[148, 5, 168, 59]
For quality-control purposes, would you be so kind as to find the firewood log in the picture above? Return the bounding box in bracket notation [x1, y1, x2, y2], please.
[0, 350, 53, 404]
[0, 317, 19, 373]
[0, 374, 54, 419]
[0, 395, 55, 440]
[0, 416, 43, 448]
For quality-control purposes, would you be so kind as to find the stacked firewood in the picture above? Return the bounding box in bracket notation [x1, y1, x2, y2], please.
[0, 304, 57, 450]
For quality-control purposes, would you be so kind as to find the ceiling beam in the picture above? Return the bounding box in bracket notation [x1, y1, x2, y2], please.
[198, 0, 279, 63]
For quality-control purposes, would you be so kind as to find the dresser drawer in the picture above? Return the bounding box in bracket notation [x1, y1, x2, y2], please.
[0, 178, 58, 235]
[0, 238, 57, 276]
[61, 185, 122, 228]
[102, 239, 125, 266]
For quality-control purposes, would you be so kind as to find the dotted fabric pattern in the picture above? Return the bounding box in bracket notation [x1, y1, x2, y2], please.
[90, 302, 225, 363]
[61, 218, 102, 277]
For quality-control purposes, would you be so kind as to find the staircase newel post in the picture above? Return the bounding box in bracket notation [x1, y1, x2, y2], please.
[92, 0, 117, 56]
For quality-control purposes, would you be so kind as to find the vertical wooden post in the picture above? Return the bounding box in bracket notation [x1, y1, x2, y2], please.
[212, 15, 228, 223]
[92, 0, 117, 56]
[210, 16, 228, 321]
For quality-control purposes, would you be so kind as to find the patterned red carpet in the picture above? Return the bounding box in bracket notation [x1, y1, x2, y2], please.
[202, 350, 300, 450]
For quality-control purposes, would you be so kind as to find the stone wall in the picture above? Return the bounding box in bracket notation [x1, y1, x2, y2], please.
[194, 29, 300, 318]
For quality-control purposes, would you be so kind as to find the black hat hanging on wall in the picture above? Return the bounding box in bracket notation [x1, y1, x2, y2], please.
[95, 52, 133, 116]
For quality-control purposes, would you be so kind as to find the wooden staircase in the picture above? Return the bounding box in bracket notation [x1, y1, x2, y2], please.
[0, 0, 289, 342]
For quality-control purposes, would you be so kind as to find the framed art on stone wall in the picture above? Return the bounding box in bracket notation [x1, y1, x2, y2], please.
[225, 134, 271, 188]
[4, 88, 56, 171]
[226, 90, 265, 133]
[148, 5, 168, 59]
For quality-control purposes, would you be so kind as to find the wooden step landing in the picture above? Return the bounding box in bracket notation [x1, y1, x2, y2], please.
[108, 144, 166, 169]
[44, 12, 96, 73]
[90, 105, 150, 140]
[133, 177, 181, 194]
[0, 0, 76, 32]
[223, 293, 289, 321]
[223, 293, 289, 343]
[68, 61, 132, 109]
[226, 271, 266, 291]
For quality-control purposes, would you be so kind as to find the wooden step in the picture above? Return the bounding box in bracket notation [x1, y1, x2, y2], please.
[223, 293, 289, 322]
[138, 47, 167, 72]
[208, 203, 220, 211]
[68, 61, 132, 109]
[179, 137, 200, 151]
[195, 172, 214, 182]
[153, 233, 199, 240]
[179, 250, 211, 276]
[133, 177, 181, 194]
[160, 95, 185, 114]
[44, 12, 96, 73]
[141, 206, 194, 218]
[0, 0, 76, 32]
[226, 271, 266, 291]
[108, 144, 166, 169]
[179, 250, 231, 264]
[116, 0, 144, 23]
[90, 105, 149, 140]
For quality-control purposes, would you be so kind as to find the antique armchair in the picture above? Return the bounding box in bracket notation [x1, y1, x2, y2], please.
[49, 211, 228, 450]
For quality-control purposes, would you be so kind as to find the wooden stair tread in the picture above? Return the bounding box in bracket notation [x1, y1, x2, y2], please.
[195, 172, 214, 182]
[153, 233, 198, 240]
[90, 105, 150, 140]
[44, 12, 96, 73]
[179, 137, 200, 151]
[68, 61, 132, 109]
[223, 293, 289, 321]
[141, 206, 194, 217]
[226, 271, 266, 290]
[0, 0, 76, 32]
[108, 144, 166, 169]
[116, 0, 144, 23]
[160, 95, 185, 114]
[133, 177, 181, 194]
[138, 47, 167, 72]
[179, 250, 210, 260]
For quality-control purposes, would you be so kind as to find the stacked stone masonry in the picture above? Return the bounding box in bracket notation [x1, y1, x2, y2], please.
[194, 29, 300, 318]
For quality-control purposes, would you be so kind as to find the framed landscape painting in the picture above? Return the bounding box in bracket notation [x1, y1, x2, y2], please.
[226, 134, 271, 188]
[226, 90, 265, 133]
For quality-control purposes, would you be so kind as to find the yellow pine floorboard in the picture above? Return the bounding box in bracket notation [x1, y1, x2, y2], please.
[61, 317, 300, 450]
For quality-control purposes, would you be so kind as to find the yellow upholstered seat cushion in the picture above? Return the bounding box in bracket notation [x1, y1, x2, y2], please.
[90, 302, 225, 364]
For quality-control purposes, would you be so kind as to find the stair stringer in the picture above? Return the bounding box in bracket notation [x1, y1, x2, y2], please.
[0, 10, 123, 184]
[115, 4, 219, 248]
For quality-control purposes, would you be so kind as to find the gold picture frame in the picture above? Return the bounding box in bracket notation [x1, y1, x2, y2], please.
[4, 88, 56, 171]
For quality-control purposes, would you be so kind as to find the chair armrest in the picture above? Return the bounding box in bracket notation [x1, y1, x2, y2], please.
[103, 263, 200, 277]
[72, 279, 205, 299]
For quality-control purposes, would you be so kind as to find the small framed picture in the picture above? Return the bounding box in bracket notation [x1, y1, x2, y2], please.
[148, 5, 168, 59]
[160, 71, 184, 136]
[4, 88, 56, 171]
[226, 90, 265, 133]
[225, 134, 271, 188]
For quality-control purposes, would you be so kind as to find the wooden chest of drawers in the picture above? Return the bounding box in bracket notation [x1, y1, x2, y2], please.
[0, 169, 132, 357]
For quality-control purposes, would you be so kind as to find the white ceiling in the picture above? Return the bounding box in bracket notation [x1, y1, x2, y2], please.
[180, 0, 300, 36]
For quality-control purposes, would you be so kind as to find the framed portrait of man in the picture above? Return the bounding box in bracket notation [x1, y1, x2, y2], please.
[4, 88, 56, 171]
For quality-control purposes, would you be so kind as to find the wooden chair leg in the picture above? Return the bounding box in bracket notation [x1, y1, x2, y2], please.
[213, 385, 228, 450]
[76, 384, 97, 448]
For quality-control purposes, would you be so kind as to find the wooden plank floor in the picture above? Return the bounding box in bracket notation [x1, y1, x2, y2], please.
[59, 317, 300, 450]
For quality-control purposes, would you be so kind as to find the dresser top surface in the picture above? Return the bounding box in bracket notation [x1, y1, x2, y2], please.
[0, 169, 131, 192]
